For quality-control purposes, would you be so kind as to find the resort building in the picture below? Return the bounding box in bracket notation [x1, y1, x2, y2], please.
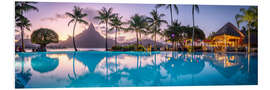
[211, 22, 245, 51]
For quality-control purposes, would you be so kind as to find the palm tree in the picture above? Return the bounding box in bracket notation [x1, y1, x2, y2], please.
[146, 9, 167, 50]
[109, 14, 124, 46]
[15, 2, 38, 52]
[235, 6, 257, 53]
[191, 5, 199, 52]
[128, 14, 148, 48]
[94, 7, 116, 51]
[156, 4, 179, 24]
[66, 6, 88, 51]
[164, 20, 182, 50]
[16, 17, 31, 52]
[15, 2, 38, 20]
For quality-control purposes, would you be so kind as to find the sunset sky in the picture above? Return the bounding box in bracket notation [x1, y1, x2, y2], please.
[15, 2, 251, 43]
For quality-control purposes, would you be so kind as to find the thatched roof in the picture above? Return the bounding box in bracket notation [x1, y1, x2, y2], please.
[214, 22, 245, 37]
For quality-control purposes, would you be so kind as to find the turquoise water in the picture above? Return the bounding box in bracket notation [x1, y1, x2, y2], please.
[15, 51, 257, 88]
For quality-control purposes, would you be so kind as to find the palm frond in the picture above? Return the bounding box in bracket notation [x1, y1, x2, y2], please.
[78, 19, 89, 25]
[173, 5, 179, 14]
[68, 19, 75, 26]
[194, 5, 200, 13]
[155, 4, 166, 9]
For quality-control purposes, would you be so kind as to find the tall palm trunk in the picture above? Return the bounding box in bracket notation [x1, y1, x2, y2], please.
[192, 6, 195, 52]
[115, 28, 118, 46]
[154, 31, 157, 51]
[139, 31, 143, 45]
[169, 5, 173, 24]
[248, 24, 251, 53]
[136, 30, 139, 48]
[72, 52, 77, 79]
[115, 56, 118, 72]
[105, 21, 108, 51]
[20, 56, 24, 74]
[72, 20, 78, 51]
[20, 27, 25, 52]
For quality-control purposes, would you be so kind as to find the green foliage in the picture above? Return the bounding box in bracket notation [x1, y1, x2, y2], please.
[182, 26, 205, 40]
[111, 44, 146, 51]
[66, 6, 89, 26]
[15, 2, 38, 27]
[146, 9, 167, 38]
[164, 21, 205, 42]
[136, 44, 146, 51]
[109, 15, 124, 31]
[111, 46, 122, 50]
[123, 44, 136, 51]
[156, 4, 179, 23]
[31, 28, 59, 45]
[94, 7, 116, 24]
[235, 6, 258, 31]
[128, 14, 148, 32]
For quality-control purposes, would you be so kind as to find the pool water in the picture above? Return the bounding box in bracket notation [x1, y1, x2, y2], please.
[15, 51, 258, 88]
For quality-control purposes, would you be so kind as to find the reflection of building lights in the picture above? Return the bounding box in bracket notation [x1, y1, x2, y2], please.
[171, 64, 174, 67]
[230, 56, 235, 61]
[168, 57, 171, 60]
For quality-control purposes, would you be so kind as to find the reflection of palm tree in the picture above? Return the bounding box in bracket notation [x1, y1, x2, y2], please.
[94, 7, 116, 51]
[162, 52, 205, 78]
[115, 56, 118, 72]
[68, 52, 78, 80]
[16, 55, 32, 88]
[66, 6, 89, 51]
[106, 56, 108, 80]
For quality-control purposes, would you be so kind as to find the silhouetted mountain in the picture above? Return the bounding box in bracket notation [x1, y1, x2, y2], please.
[59, 23, 114, 48]
[15, 39, 38, 48]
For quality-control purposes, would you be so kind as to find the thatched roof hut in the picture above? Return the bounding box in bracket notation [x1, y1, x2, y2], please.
[214, 22, 245, 37]
[212, 22, 245, 48]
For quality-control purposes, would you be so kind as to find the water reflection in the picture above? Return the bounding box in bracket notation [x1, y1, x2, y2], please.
[31, 53, 59, 73]
[15, 51, 258, 88]
[15, 54, 32, 88]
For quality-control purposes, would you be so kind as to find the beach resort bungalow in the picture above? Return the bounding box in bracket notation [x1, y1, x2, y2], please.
[211, 22, 245, 51]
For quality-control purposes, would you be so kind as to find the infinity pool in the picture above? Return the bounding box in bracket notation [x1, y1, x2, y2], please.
[15, 51, 258, 88]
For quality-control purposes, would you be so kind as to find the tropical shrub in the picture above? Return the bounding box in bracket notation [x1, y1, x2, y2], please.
[31, 28, 59, 52]
[136, 44, 146, 51]
[123, 44, 136, 51]
[111, 45, 122, 50]
[111, 44, 146, 51]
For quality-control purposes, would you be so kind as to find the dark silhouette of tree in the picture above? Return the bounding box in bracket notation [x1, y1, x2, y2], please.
[94, 7, 116, 51]
[66, 6, 89, 51]
[109, 14, 125, 46]
[235, 6, 257, 53]
[146, 9, 167, 50]
[31, 28, 59, 51]
[15, 2, 38, 52]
